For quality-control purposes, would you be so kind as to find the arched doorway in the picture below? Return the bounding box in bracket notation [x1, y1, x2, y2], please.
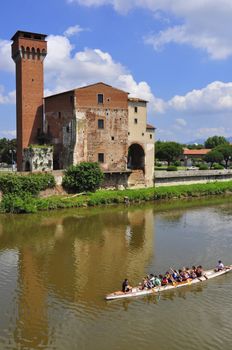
[127, 144, 145, 171]
[25, 161, 31, 172]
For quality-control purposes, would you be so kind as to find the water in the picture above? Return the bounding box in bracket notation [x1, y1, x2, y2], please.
[0, 197, 232, 350]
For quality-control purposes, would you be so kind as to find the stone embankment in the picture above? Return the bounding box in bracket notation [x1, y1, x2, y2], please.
[155, 169, 232, 187]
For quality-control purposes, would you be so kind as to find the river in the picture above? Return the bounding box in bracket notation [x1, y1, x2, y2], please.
[0, 197, 232, 350]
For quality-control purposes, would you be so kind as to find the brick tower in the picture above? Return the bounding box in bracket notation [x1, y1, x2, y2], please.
[11, 31, 47, 170]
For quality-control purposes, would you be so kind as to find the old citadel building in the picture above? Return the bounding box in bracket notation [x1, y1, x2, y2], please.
[11, 30, 155, 187]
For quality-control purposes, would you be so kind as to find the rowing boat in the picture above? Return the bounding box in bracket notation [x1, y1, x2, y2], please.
[105, 265, 232, 300]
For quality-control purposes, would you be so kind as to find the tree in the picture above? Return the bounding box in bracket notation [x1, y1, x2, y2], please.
[204, 136, 229, 149]
[204, 150, 223, 168]
[0, 138, 16, 164]
[155, 141, 183, 166]
[214, 144, 232, 168]
[62, 162, 104, 193]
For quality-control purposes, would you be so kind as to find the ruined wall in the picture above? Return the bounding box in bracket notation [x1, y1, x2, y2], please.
[23, 146, 53, 172]
[45, 91, 75, 169]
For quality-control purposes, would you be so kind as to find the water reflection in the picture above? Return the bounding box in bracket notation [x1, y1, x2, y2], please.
[1, 198, 232, 350]
[0, 207, 155, 349]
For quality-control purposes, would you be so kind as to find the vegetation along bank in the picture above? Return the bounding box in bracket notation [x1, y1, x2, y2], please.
[1, 172, 232, 214]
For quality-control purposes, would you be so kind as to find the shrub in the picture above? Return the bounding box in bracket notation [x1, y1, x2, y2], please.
[1, 193, 37, 213]
[174, 160, 181, 167]
[167, 166, 177, 171]
[62, 162, 104, 193]
[0, 173, 55, 196]
[199, 164, 209, 170]
[212, 163, 224, 170]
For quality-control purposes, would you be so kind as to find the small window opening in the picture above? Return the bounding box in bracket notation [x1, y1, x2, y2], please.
[142, 133, 144, 136]
[98, 153, 104, 163]
[134, 106, 138, 113]
[150, 134, 153, 139]
[111, 136, 114, 141]
[134, 118, 138, 124]
[98, 119, 104, 129]
[98, 94, 104, 104]
[58, 112, 61, 119]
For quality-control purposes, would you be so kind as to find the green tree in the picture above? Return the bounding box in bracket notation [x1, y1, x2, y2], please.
[214, 144, 232, 168]
[204, 150, 223, 168]
[155, 141, 183, 166]
[62, 162, 104, 193]
[0, 138, 16, 164]
[204, 136, 229, 149]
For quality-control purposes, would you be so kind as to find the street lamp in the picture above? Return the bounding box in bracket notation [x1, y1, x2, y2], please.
[9, 149, 15, 171]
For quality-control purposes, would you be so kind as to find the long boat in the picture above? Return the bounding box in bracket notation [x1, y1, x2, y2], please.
[105, 265, 232, 301]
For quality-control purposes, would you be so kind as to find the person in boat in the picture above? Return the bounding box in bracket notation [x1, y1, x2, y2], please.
[149, 273, 155, 286]
[196, 265, 208, 280]
[161, 275, 168, 286]
[190, 267, 197, 279]
[154, 275, 161, 287]
[215, 260, 224, 271]
[172, 270, 179, 281]
[122, 279, 132, 293]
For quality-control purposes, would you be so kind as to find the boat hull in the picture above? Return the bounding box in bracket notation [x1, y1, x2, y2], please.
[105, 266, 232, 300]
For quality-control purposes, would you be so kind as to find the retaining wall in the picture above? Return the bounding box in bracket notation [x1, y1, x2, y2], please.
[155, 169, 232, 187]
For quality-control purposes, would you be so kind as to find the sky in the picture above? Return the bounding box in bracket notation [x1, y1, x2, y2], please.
[1, 0, 232, 143]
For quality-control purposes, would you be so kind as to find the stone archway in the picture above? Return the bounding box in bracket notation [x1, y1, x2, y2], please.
[25, 160, 31, 172]
[127, 143, 145, 171]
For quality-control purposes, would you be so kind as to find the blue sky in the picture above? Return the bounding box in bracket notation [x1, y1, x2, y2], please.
[1, 0, 232, 142]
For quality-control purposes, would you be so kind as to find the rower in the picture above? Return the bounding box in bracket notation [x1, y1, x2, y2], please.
[122, 278, 132, 293]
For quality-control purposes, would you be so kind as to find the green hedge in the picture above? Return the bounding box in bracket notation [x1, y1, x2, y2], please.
[1, 180, 232, 214]
[0, 173, 55, 196]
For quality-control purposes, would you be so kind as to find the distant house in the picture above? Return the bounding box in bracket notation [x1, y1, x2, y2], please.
[181, 148, 210, 166]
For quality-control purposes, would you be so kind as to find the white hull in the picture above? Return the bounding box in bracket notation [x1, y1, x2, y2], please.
[105, 266, 232, 301]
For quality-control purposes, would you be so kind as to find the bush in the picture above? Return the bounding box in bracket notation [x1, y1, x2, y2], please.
[167, 166, 178, 171]
[199, 164, 209, 170]
[62, 162, 104, 193]
[1, 193, 37, 213]
[174, 160, 181, 167]
[0, 173, 55, 196]
[212, 163, 224, 170]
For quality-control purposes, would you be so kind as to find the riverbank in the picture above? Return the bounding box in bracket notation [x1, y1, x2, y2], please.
[1, 180, 232, 213]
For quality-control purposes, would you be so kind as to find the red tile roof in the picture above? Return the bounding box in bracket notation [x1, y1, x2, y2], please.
[183, 148, 210, 155]
[146, 124, 156, 130]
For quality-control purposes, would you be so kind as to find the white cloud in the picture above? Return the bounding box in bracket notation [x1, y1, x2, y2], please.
[69, 0, 232, 59]
[175, 118, 187, 127]
[195, 127, 230, 139]
[168, 81, 232, 113]
[44, 34, 163, 114]
[0, 40, 14, 72]
[0, 86, 15, 105]
[0, 130, 16, 137]
[64, 25, 88, 37]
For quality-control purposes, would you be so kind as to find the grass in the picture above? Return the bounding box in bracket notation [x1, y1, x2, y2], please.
[1, 180, 231, 213]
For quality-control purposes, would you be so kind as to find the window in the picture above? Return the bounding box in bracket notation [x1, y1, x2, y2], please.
[111, 136, 114, 141]
[142, 133, 144, 136]
[150, 134, 153, 139]
[98, 119, 104, 129]
[58, 112, 61, 119]
[134, 118, 138, 124]
[98, 153, 104, 163]
[66, 125, 70, 133]
[98, 93, 104, 104]
[134, 106, 138, 113]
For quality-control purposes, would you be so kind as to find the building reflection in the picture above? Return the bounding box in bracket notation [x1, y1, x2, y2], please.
[0, 207, 155, 349]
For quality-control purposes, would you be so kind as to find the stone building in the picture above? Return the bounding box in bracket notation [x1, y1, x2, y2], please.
[11, 30, 155, 187]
